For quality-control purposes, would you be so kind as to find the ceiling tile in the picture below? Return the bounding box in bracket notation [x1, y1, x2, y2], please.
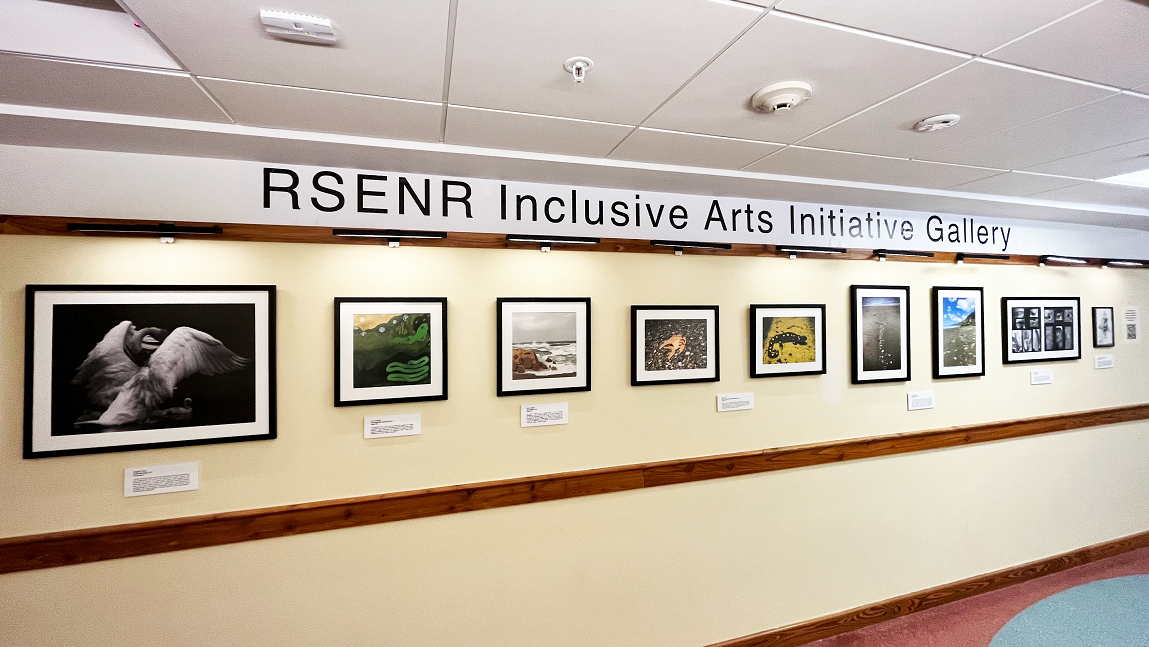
[921, 93, 1149, 170]
[643, 13, 965, 144]
[608, 128, 782, 170]
[987, 0, 1149, 89]
[121, 0, 451, 101]
[448, 0, 761, 125]
[1029, 181, 1149, 208]
[774, 0, 1096, 55]
[947, 172, 1086, 197]
[743, 146, 1002, 188]
[1, 0, 178, 69]
[0, 53, 228, 122]
[201, 78, 441, 141]
[1026, 137, 1149, 179]
[444, 106, 632, 158]
[800, 60, 1112, 159]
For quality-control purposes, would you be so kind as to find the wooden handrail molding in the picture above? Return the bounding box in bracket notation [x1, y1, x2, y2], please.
[1, 403, 1147, 575]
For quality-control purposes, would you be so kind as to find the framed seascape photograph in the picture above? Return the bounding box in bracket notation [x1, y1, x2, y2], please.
[749, 304, 826, 378]
[24, 285, 276, 458]
[632, 305, 719, 386]
[335, 297, 447, 406]
[1093, 307, 1115, 348]
[497, 298, 590, 397]
[1001, 297, 1081, 364]
[850, 285, 910, 384]
[931, 287, 985, 379]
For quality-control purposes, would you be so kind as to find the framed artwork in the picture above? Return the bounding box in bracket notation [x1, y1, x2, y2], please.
[334, 297, 447, 406]
[850, 285, 910, 384]
[749, 304, 826, 378]
[631, 305, 719, 386]
[930, 287, 985, 379]
[24, 285, 276, 458]
[1092, 306, 1115, 348]
[497, 298, 590, 397]
[1001, 297, 1081, 364]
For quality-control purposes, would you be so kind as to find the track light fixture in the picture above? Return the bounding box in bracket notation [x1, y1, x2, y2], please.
[651, 240, 732, 256]
[332, 229, 448, 247]
[506, 234, 601, 253]
[1038, 255, 1088, 267]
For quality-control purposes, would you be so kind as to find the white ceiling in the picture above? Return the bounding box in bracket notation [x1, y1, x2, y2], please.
[0, 0, 1146, 219]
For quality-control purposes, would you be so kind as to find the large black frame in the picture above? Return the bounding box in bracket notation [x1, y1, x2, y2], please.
[1000, 297, 1082, 364]
[334, 296, 448, 406]
[850, 285, 911, 384]
[496, 297, 591, 397]
[631, 305, 720, 386]
[748, 303, 827, 378]
[930, 286, 985, 379]
[24, 284, 277, 458]
[1092, 306, 1116, 348]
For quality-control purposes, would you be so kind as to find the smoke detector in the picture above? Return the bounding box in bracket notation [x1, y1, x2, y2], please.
[750, 81, 812, 113]
[913, 114, 960, 132]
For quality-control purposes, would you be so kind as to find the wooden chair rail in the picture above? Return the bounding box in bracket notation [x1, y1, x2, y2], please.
[2, 403, 1146, 575]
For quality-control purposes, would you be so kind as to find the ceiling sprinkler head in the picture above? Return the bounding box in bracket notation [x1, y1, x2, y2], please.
[750, 81, 813, 113]
[913, 114, 961, 132]
[564, 57, 594, 83]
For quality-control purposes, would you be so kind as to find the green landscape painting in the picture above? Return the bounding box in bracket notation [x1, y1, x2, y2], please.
[352, 313, 431, 388]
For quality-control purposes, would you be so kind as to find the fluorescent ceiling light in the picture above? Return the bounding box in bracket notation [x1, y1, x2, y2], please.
[1099, 169, 1149, 189]
[1105, 259, 1146, 268]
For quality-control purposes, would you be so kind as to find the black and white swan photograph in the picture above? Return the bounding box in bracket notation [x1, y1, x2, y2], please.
[25, 286, 275, 458]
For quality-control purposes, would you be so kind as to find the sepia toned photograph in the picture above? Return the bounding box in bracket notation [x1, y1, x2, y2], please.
[851, 286, 910, 384]
[749, 304, 826, 378]
[632, 305, 719, 385]
[1093, 307, 1115, 348]
[335, 297, 447, 406]
[1001, 297, 1081, 364]
[498, 298, 590, 396]
[25, 285, 276, 458]
[931, 287, 984, 379]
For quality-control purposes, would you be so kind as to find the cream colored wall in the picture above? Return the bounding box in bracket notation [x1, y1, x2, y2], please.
[1, 233, 1148, 646]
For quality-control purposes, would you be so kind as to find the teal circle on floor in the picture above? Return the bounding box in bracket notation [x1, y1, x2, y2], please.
[989, 575, 1149, 647]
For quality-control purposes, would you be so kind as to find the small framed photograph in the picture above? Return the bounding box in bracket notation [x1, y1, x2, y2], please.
[334, 297, 447, 406]
[850, 285, 910, 384]
[497, 298, 590, 397]
[749, 304, 826, 378]
[931, 287, 985, 379]
[1001, 297, 1081, 364]
[24, 285, 276, 458]
[1092, 306, 1115, 348]
[632, 305, 719, 386]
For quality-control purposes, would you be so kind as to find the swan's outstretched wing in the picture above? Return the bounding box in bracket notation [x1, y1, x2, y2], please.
[79, 327, 250, 428]
[72, 320, 138, 407]
[147, 327, 250, 398]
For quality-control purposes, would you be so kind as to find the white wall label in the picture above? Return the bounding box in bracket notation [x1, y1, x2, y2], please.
[907, 391, 936, 411]
[1124, 306, 1140, 343]
[365, 413, 421, 439]
[124, 462, 199, 497]
[1030, 369, 1054, 385]
[521, 402, 568, 428]
[717, 393, 754, 412]
[1094, 354, 1115, 369]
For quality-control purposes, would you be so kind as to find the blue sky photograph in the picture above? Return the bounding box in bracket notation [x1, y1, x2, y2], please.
[942, 297, 977, 328]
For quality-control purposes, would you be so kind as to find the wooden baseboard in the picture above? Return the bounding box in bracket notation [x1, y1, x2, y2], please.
[708, 528, 1149, 647]
[1, 403, 1147, 574]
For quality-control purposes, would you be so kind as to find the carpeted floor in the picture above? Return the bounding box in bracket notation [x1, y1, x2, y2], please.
[808, 545, 1149, 647]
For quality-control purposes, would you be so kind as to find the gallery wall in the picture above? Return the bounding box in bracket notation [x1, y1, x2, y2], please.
[1, 233, 1148, 646]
